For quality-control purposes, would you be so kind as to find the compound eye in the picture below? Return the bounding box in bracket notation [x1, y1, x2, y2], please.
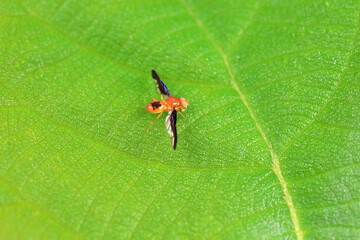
[180, 98, 188, 109]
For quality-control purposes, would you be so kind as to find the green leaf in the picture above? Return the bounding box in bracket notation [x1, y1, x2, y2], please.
[1, 0, 359, 239]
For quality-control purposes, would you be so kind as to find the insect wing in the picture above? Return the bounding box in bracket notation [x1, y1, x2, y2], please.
[165, 110, 177, 150]
[152, 70, 171, 97]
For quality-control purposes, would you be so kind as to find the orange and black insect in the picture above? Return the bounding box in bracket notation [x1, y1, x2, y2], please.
[143, 70, 189, 150]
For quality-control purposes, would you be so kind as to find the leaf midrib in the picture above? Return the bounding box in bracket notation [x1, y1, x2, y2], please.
[177, 0, 304, 238]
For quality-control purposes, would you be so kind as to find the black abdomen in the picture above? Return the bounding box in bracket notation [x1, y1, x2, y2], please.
[151, 101, 162, 110]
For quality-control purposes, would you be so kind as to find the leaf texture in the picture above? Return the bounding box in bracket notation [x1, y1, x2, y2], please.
[1, 0, 360, 239]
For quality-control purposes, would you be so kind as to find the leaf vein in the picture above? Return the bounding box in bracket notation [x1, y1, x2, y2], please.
[178, 0, 304, 238]
[279, 9, 360, 158]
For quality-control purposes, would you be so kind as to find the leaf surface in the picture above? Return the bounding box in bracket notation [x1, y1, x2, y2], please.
[1, 0, 360, 239]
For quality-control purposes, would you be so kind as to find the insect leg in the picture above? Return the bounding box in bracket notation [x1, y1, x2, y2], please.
[147, 111, 164, 132]
[178, 110, 186, 118]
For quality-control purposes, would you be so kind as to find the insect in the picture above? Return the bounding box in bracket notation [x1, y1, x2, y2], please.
[144, 70, 189, 150]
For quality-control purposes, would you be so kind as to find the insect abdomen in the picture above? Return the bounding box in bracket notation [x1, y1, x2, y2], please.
[146, 101, 163, 113]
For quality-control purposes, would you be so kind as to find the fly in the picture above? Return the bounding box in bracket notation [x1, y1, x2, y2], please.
[143, 70, 189, 150]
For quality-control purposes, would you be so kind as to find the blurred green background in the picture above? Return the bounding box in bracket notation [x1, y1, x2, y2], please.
[1, 0, 359, 239]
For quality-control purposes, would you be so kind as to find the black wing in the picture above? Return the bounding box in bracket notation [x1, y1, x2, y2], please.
[152, 70, 171, 97]
[165, 110, 177, 150]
